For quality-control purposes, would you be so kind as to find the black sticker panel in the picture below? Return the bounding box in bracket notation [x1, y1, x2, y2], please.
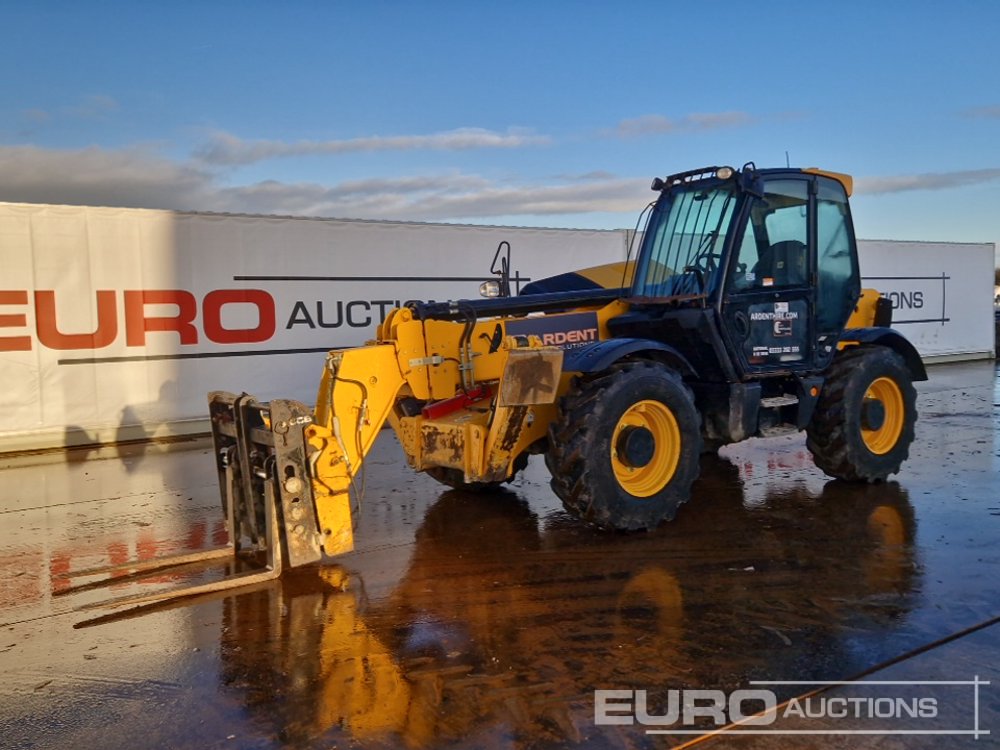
[744, 300, 807, 365]
[505, 312, 600, 349]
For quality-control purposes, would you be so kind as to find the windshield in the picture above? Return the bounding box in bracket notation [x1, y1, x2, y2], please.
[631, 184, 739, 299]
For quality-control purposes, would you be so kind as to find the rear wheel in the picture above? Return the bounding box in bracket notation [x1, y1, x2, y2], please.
[545, 361, 702, 530]
[807, 346, 917, 481]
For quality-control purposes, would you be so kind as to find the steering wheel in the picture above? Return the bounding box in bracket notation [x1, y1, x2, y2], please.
[700, 250, 723, 273]
[683, 245, 721, 291]
[682, 265, 705, 290]
[691, 231, 724, 275]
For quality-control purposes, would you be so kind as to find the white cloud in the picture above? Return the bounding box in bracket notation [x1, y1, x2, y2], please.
[16, 143, 999, 224]
[0, 143, 645, 221]
[0, 145, 212, 209]
[195, 127, 551, 166]
[211, 173, 493, 218]
[856, 167, 1000, 195]
[211, 173, 649, 221]
[555, 170, 619, 181]
[615, 111, 754, 138]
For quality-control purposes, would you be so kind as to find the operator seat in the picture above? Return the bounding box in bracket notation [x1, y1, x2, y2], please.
[752, 240, 807, 287]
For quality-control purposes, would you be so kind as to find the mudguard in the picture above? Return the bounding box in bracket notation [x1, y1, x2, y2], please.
[840, 327, 928, 381]
[563, 338, 698, 379]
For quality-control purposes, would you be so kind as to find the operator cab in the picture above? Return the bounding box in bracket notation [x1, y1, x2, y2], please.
[619, 164, 860, 380]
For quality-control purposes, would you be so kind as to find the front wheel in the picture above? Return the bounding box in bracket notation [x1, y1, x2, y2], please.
[545, 362, 702, 530]
[806, 346, 918, 482]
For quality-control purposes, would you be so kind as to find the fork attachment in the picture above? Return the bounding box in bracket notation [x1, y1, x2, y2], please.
[208, 390, 324, 569]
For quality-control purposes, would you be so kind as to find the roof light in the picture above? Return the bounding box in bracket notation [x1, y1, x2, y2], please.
[716, 166, 734, 180]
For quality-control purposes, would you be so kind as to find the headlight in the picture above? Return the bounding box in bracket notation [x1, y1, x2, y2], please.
[479, 280, 502, 298]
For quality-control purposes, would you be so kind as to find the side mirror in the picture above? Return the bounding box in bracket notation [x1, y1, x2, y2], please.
[488, 241, 512, 297]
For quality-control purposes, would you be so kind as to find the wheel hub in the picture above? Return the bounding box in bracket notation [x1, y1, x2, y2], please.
[861, 398, 886, 431]
[616, 426, 655, 468]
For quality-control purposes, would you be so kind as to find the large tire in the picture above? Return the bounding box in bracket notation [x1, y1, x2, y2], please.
[545, 361, 702, 530]
[425, 452, 529, 493]
[807, 346, 917, 482]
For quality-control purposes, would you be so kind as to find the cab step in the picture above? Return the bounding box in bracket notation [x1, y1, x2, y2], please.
[760, 395, 799, 409]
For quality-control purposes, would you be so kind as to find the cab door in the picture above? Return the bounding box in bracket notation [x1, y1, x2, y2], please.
[813, 176, 861, 357]
[721, 177, 815, 376]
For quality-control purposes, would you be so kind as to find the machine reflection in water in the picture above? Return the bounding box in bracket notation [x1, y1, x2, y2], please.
[218, 457, 919, 748]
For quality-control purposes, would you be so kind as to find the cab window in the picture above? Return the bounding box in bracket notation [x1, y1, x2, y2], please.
[816, 178, 859, 331]
[729, 179, 809, 291]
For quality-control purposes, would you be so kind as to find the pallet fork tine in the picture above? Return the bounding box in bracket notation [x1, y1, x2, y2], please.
[57, 547, 235, 582]
[60, 455, 246, 584]
[55, 391, 326, 612]
[77, 486, 284, 610]
[60, 458, 285, 611]
[68, 474, 285, 611]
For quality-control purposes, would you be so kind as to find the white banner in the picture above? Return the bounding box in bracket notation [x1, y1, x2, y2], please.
[0, 203, 627, 448]
[857, 239, 996, 360]
[0, 203, 993, 450]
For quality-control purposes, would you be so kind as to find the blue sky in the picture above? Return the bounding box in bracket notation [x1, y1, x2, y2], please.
[2, 1, 999, 263]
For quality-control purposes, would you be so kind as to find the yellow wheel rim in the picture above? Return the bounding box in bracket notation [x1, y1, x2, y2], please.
[611, 399, 681, 497]
[861, 377, 904, 455]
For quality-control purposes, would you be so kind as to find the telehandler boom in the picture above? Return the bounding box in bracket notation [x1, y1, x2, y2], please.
[73, 163, 927, 607]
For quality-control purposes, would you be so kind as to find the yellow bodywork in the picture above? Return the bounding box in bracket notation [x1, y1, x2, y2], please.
[846, 288, 881, 328]
[838, 288, 883, 351]
[303, 344, 405, 558]
[572, 260, 635, 289]
[804, 167, 854, 196]
[301, 279, 889, 558]
[302, 296, 627, 557]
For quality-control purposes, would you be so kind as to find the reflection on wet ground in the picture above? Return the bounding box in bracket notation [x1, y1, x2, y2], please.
[0, 361, 997, 749]
[219, 477, 920, 748]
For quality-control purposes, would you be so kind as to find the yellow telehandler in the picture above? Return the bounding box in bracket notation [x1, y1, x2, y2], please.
[72, 163, 926, 607]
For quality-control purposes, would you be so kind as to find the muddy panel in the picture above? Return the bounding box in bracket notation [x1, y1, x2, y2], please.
[498, 348, 563, 406]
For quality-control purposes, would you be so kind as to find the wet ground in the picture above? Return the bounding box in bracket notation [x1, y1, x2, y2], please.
[0, 361, 997, 749]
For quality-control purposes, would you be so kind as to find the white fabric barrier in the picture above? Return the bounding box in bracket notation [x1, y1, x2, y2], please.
[0, 203, 627, 449]
[857, 240, 996, 361]
[0, 202, 994, 451]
